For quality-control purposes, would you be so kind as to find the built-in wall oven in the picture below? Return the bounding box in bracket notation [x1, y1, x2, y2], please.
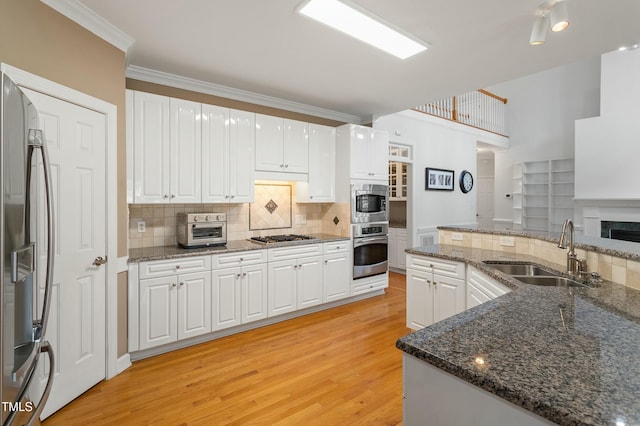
[351, 183, 389, 223]
[353, 222, 388, 279]
[177, 213, 227, 248]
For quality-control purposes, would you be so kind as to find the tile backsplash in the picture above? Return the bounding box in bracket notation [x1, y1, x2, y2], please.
[128, 194, 350, 249]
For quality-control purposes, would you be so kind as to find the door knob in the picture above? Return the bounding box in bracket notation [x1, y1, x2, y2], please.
[93, 256, 107, 266]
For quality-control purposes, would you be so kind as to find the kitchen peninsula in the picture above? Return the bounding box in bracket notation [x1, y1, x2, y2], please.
[397, 226, 640, 426]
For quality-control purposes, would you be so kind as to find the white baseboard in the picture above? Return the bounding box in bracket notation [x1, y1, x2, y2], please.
[116, 354, 131, 375]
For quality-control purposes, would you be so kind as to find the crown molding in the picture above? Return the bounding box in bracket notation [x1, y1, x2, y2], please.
[40, 0, 134, 52]
[126, 65, 364, 124]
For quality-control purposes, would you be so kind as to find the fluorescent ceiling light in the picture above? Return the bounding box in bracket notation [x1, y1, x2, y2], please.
[298, 0, 429, 60]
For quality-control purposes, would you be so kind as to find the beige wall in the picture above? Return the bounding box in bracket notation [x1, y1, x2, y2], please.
[1, 0, 129, 356]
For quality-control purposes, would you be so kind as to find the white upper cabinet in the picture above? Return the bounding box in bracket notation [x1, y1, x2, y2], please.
[296, 123, 336, 203]
[350, 125, 389, 181]
[132, 91, 171, 203]
[255, 114, 309, 175]
[130, 92, 201, 203]
[170, 98, 202, 203]
[202, 105, 255, 203]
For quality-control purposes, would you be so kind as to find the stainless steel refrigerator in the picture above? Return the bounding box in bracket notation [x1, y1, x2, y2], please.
[1, 72, 55, 425]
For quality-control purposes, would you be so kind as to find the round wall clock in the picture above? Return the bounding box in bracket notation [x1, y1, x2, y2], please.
[459, 170, 474, 193]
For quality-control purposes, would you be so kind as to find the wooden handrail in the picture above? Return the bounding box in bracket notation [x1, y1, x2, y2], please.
[478, 89, 508, 104]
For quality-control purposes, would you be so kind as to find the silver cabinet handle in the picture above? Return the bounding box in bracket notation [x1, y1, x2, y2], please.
[230, 195, 235, 199]
[172, 283, 177, 287]
[163, 194, 169, 199]
[285, 164, 289, 168]
[225, 195, 230, 199]
[239, 257, 244, 262]
[171, 194, 176, 199]
[176, 265, 181, 269]
[93, 256, 108, 266]
[280, 164, 284, 168]
[180, 282, 184, 287]
[236, 273, 241, 279]
[243, 272, 247, 277]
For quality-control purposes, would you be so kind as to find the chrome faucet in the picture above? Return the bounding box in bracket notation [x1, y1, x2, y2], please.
[558, 219, 583, 275]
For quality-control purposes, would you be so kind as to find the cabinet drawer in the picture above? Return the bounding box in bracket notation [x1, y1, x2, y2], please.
[407, 254, 465, 280]
[139, 256, 211, 279]
[352, 274, 388, 295]
[467, 266, 511, 299]
[212, 250, 266, 268]
[268, 243, 322, 261]
[323, 240, 350, 254]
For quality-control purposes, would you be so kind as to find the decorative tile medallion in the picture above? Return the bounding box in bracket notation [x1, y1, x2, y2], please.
[265, 199, 278, 214]
[250, 184, 292, 230]
[333, 216, 340, 225]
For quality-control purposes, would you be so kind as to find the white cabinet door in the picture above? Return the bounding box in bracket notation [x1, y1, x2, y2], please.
[177, 271, 211, 339]
[170, 98, 201, 203]
[406, 269, 433, 330]
[255, 113, 284, 172]
[202, 107, 255, 203]
[397, 229, 407, 270]
[323, 252, 350, 302]
[296, 123, 335, 202]
[229, 109, 255, 202]
[297, 255, 323, 309]
[467, 282, 491, 309]
[350, 125, 389, 181]
[283, 119, 309, 173]
[241, 263, 268, 324]
[433, 275, 465, 323]
[268, 259, 297, 316]
[139, 275, 178, 349]
[133, 91, 171, 203]
[389, 228, 398, 268]
[201, 104, 229, 203]
[212, 267, 242, 330]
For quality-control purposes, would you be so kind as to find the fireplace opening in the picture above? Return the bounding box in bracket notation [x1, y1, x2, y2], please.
[601, 221, 640, 243]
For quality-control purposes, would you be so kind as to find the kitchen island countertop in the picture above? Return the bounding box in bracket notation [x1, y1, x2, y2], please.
[398, 244, 640, 426]
[128, 233, 350, 263]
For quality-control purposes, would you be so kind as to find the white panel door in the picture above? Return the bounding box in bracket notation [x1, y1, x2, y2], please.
[323, 253, 350, 302]
[133, 91, 170, 203]
[297, 255, 323, 309]
[170, 99, 201, 203]
[268, 259, 297, 316]
[241, 263, 267, 324]
[201, 104, 229, 203]
[433, 275, 465, 323]
[477, 177, 495, 228]
[177, 271, 211, 339]
[23, 89, 107, 419]
[406, 269, 433, 330]
[255, 114, 283, 172]
[283, 119, 308, 173]
[229, 109, 255, 202]
[139, 276, 177, 350]
[212, 267, 242, 330]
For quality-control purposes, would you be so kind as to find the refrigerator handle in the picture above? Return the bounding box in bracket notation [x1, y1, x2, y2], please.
[24, 342, 55, 426]
[28, 129, 55, 340]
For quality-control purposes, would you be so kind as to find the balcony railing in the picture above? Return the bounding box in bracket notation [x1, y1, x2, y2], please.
[414, 89, 507, 136]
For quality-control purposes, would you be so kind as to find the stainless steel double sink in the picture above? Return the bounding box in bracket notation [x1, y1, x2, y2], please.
[482, 261, 586, 287]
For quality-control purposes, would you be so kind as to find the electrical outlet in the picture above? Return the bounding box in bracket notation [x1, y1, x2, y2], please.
[138, 221, 146, 233]
[295, 215, 307, 225]
[499, 236, 515, 247]
[452, 232, 464, 241]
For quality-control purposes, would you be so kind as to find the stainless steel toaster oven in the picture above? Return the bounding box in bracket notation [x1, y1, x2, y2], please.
[177, 213, 227, 248]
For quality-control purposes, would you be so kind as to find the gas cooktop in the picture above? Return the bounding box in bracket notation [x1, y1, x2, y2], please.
[249, 234, 319, 244]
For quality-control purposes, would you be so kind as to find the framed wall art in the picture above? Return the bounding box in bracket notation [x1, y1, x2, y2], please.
[425, 167, 455, 191]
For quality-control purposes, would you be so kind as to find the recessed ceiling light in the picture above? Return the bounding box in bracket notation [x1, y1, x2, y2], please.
[297, 0, 429, 60]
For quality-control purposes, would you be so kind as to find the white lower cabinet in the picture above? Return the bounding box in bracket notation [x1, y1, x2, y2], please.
[466, 265, 511, 309]
[406, 254, 465, 330]
[323, 241, 351, 302]
[389, 228, 407, 271]
[212, 263, 268, 330]
[268, 255, 323, 316]
[139, 270, 212, 350]
[212, 250, 268, 329]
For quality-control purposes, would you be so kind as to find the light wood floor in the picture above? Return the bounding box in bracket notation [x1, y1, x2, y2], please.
[43, 272, 410, 426]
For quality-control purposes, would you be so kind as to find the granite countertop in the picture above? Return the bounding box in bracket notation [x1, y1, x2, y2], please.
[439, 224, 640, 261]
[398, 244, 640, 426]
[128, 233, 350, 263]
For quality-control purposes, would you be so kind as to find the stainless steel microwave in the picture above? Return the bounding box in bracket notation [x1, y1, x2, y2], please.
[351, 184, 389, 223]
[177, 213, 227, 248]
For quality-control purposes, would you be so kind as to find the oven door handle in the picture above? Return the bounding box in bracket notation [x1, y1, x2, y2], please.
[353, 236, 388, 247]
